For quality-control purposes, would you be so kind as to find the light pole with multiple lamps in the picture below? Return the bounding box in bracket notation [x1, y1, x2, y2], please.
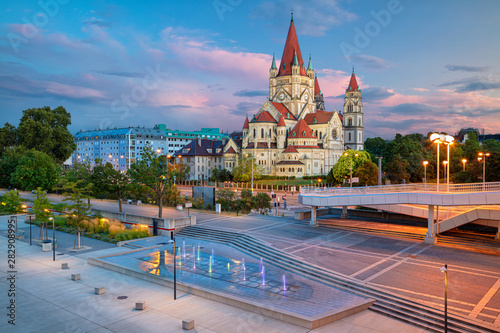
[423, 160, 428, 184]
[430, 134, 454, 191]
[478, 152, 490, 187]
[344, 152, 358, 188]
[440, 264, 448, 333]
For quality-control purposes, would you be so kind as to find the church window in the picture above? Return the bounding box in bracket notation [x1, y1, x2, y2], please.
[261, 128, 264, 138]
[313, 118, 317, 123]
[292, 132, 296, 137]
[332, 129, 337, 139]
[348, 118, 352, 126]
[348, 104, 353, 112]
[315, 130, 318, 137]
[302, 131, 306, 136]
[269, 129, 271, 138]
[319, 132, 322, 139]
[349, 133, 351, 141]
[287, 113, 289, 119]
[253, 129, 256, 138]
[283, 63, 286, 70]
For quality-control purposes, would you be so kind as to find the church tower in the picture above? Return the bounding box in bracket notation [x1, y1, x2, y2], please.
[270, 14, 316, 118]
[343, 68, 364, 151]
[314, 75, 325, 111]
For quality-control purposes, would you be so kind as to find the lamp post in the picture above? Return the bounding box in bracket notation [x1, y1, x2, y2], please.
[461, 159, 467, 171]
[430, 133, 453, 191]
[443, 160, 448, 187]
[443, 136, 454, 191]
[440, 264, 448, 333]
[478, 152, 490, 187]
[344, 152, 358, 188]
[423, 161, 428, 184]
[171, 238, 177, 300]
[245, 153, 254, 194]
[48, 214, 55, 261]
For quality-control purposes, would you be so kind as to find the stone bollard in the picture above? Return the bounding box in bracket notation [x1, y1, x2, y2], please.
[71, 274, 81, 281]
[95, 287, 105, 295]
[135, 301, 146, 311]
[182, 319, 195, 331]
[61, 263, 69, 270]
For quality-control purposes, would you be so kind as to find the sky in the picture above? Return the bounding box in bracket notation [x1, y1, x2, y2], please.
[0, 0, 499, 139]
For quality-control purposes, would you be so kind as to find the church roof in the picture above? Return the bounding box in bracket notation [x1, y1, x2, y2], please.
[276, 160, 304, 165]
[314, 76, 322, 97]
[347, 68, 360, 92]
[270, 101, 296, 120]
[277, 17, 307, 77]
[289, 119, 315, 138]
[225, 146, 237, 154]
[271, 53, 277, 70]
[242, 116, 249, 129]
[277, 115, 286, 127]
[304, 111, 333, 125]
[252, 111, 276, 123]
[283, 145, 298, 153]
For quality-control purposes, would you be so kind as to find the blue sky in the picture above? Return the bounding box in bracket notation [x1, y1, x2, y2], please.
[1, 0, 499, 139]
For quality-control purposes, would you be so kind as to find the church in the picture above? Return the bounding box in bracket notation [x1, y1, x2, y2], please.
[223, 15, 364, 177]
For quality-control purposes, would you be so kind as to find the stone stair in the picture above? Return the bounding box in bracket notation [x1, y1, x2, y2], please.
[178, 225, 499, 333]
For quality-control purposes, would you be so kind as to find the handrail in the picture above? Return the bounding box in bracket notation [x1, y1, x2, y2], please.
[300, 182, 500, 196]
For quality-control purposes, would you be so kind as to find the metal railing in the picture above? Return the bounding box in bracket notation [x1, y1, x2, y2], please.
[300, 182, 500, 196]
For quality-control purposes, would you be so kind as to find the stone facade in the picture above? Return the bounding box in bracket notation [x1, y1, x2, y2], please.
[223, 17, 364, 177]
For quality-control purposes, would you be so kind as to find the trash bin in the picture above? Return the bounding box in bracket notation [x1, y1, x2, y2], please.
[42, 240, 52, 252]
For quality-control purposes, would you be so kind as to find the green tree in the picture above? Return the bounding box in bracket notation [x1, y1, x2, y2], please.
[1, 190, 24, 214]
[0, 123, 17, 156]
[17, 106, 76, 163]
[364, 137, 386, 162]
[31, 188, 53, 224]
[62, 181, 92, 227]
[0, 146, 25, 188]
[463, 132, 480, 161]
[127, 145, 172, 218]
[232, 154, 262, 182]
[239, 189, 254, 213]
[215, 188, 236, 211]
[252, 192, 271, 211]
[355, 160, 378, 186]
[328, 150, 371, 184]
[210, 168, 232, 182]
[92, 162, 130, 212]
[12, 149, 60, 190]
[386, 155, 410, 183]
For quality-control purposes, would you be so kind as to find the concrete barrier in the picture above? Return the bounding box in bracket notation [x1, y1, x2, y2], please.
[294, 207, 426, 223]
[92, 210, 196, 235]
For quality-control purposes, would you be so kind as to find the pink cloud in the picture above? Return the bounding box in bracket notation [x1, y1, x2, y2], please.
[44, 81, 106, 99]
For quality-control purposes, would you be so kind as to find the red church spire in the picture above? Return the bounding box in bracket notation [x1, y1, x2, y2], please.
[242, 116, 249, 129]
[314, 75, 322, 97]
[347, 67, 360, 92]
[277, 14, 307, 77]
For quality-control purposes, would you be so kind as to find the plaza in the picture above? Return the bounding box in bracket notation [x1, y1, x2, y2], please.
[1, 195, 500, 332]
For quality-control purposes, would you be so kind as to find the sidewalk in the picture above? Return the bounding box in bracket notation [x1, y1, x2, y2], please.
[0, 215, 428, 332]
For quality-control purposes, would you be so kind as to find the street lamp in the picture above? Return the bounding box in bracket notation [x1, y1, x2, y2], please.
[478, 152, 490, 186]
[440, 264, 448, 333]
[461, 159, 467, 171]
[245, 153, 254, 194]
[430, 134, 452, 191]
[344, 152, 358, 188]
[443, 136, 454, 191]
[443, 160, 448, 185]
[423, 161, 428, 184]
[48, 214, 55, 262]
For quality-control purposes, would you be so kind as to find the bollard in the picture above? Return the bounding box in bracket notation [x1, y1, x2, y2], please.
[95, 287, 105, 295]
[61, 263, 69, 270]
[182, 319, 195, 330]
[135, 301, 146, 310]
[71, 274, 81, 281]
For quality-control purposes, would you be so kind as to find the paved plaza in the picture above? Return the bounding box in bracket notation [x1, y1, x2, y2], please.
[1, 195, 500, 331]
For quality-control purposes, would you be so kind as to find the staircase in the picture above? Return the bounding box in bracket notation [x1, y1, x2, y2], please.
[178, 225, 499, 333]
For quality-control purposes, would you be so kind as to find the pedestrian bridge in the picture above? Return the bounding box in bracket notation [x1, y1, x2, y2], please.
[299, 182, 500, 243]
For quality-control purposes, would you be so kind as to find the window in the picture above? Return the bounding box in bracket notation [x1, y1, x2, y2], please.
[348, 118, 352, 126]
[261, 128, 264, 138]
[349, 133, 351, 141]
[348, 104, 353, 112]
[254, 129, 256, 138]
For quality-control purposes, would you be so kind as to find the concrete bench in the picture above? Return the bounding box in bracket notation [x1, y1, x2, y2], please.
[14, 230, 25, 239]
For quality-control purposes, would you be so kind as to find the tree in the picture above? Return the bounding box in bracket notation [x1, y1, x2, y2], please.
[0, 123, 17, 156]
[386, 154, 410, 183]
[355, 160, 378, 186]
[239, 189, 253, 213]
[17, 106, 76, 163]
[62, 182, 92, 227]
[127, 145, 172, 218]
[462, 132, 480, 161]
[0, 146, 25, 188]
[1, 190, 24, 214]
[232, 154, 262, 182]
[210, 168, 233, 182]
[12, 149, 60, 191]
[364, 137, 386, 160]
[92, 162, 130, 212]
[215, 188, 236, 211]
[252, 193, 271, 211]
[328, 150, 371, 184]
[31, 188, 53, 224]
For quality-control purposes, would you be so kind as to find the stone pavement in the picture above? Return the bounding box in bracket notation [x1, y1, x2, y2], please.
[0, 215, 429, 332]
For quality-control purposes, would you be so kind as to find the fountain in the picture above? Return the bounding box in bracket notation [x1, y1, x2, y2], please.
[261, 266, 266, 285]
[259, 257, 263, 273]
[209, 255, 212, 273]
[182, 241, 186, 258]
[227, 263, 230, 271]
[211, 249, 215, 264]
[242, 258, 246, 270]
[197, 245, 200, 261]
[282, 275, 287, 294]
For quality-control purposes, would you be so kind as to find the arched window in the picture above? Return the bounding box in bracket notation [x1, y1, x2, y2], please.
[315, 130, 318, 137]
[253, 129, 256, 138]
[261, 128, 264, 138]
[348, 133, 351, 141]
[348, 104, 353, 112]
[319, 132, 322, 139]
[348, 118, 352, 126]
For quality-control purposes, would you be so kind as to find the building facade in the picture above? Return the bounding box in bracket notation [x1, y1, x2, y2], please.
[175, 138, 226, 181]
[223, 16, 364, 177]
[73, 126, 228, 172]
